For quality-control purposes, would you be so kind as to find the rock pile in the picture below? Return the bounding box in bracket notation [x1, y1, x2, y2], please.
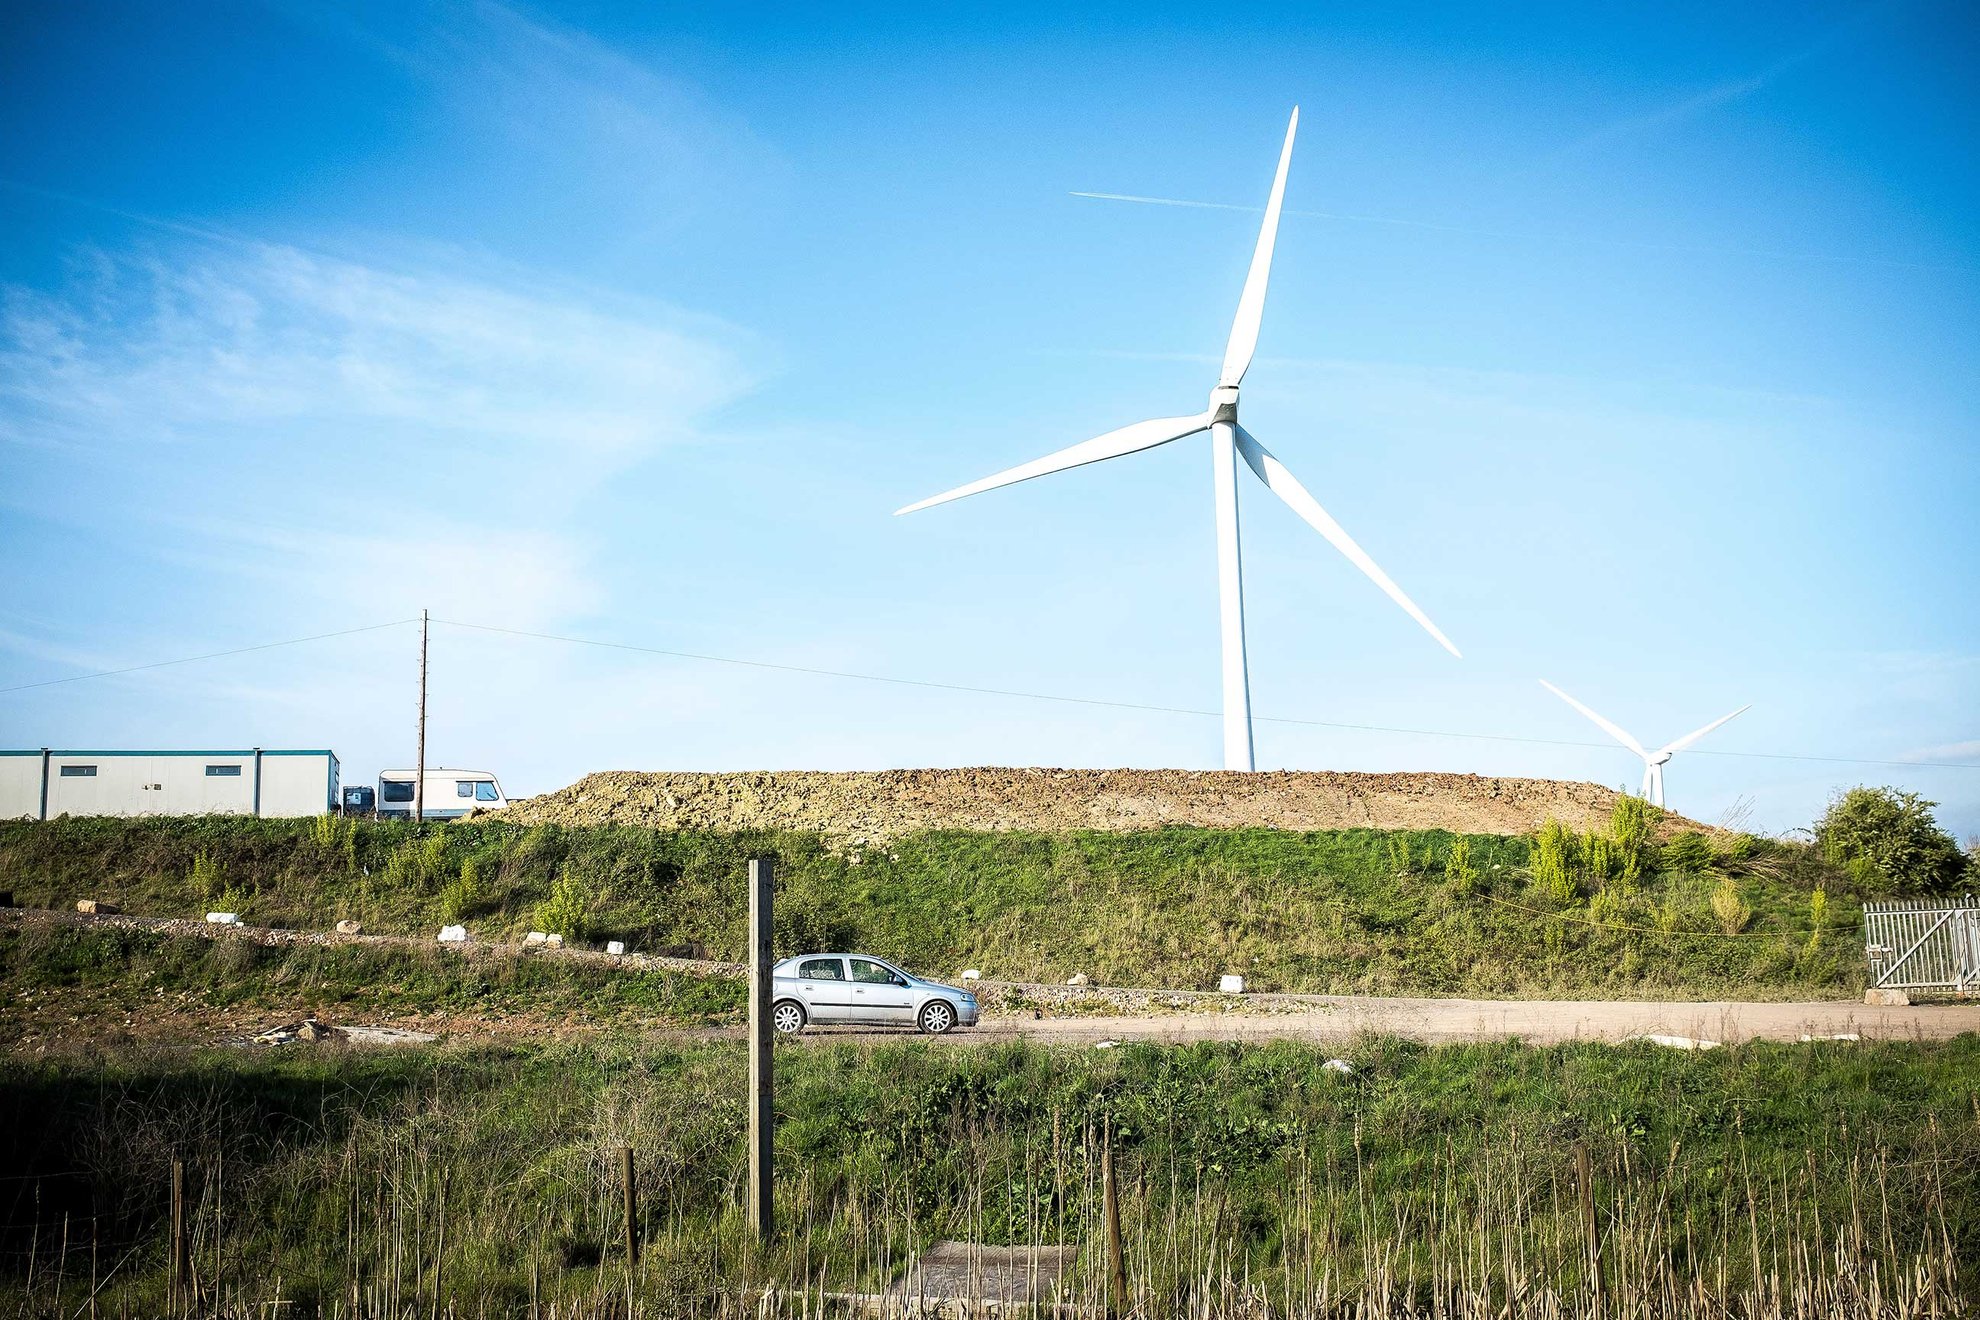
[501, 767, 1650, 844]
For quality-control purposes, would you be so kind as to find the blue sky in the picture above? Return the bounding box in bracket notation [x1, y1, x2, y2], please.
[2, 0, 1976, 837]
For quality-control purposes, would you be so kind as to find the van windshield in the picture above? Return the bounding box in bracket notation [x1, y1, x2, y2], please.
[380, 780, 415, 803]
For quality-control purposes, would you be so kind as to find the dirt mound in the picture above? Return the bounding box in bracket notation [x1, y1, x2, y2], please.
[503, 768, 1653, 843]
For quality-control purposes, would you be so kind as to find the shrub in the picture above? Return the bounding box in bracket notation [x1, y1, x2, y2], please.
[1586, 887, 1629, 928]
[1532, 821, 1578, 906]
[1710, 877, 1752, 935]
[1806, 887, 1828, 952]
[1662, 832, 1713, 874]
[1443, 837, 1479, 895]
[537, 868, 593, 940]
[439, 859, 486, 923]
[190, 851, 225, 900]
[1815, 787, 1970, 896]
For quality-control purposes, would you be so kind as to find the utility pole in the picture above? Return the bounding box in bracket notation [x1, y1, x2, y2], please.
[414, 608, 428, 824]
[747, 857, 775, 1243]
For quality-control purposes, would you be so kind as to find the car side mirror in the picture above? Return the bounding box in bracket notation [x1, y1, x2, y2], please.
[893, 975, 909, 987]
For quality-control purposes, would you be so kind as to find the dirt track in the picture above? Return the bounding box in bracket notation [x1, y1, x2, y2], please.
[900, 997, 1980, 1047]
[504, 768, 1673, 843]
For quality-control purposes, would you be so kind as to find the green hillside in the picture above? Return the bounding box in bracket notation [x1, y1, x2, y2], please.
[0, 804, 1862, 998]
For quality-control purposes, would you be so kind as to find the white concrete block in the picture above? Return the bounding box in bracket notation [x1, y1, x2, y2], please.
[1219, 974, 1245, 994]
[1066, 973, 1089, 987]
[606, 940, 626, 956]
[205, 912, 241, 925]
[960, 969, 981, 981]
[523, 931, 548, 946]
[437, 925, 468, 943]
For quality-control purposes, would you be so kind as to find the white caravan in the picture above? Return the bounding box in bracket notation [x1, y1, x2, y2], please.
[375, 768, 508, 820]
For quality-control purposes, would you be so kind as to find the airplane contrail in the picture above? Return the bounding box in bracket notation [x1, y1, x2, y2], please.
[1070, 190, 1976, 274]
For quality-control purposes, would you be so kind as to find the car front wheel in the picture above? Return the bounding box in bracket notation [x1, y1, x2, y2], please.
[772, 1001, 807, 1034]
[918, 1000, 957, 1035]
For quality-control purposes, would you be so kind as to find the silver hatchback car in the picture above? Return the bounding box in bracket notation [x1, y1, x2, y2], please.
[771, 953, 979, 1034]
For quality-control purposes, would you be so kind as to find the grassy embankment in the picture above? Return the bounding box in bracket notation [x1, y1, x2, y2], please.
[1, 1035, 1973, 1317]
[0, 805, 1863, 999]
[0, 919, 744, 1046]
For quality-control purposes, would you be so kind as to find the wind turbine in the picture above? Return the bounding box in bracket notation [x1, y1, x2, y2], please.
[895, 107, 1460, 771]
[1539, 680, 1750, 809]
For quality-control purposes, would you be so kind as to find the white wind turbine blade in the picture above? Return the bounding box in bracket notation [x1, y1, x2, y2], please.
[1234, 426, 1461, 657]
[1657, 704, 1752, 758]
[895, 412, 1212, 516]
[1219, 107, 1300, 388]
[1539, 680, 1649, 760]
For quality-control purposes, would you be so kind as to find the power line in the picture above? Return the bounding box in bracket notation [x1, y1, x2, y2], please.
[433, 618, 1980, 773]
[0, 619, 419, 694]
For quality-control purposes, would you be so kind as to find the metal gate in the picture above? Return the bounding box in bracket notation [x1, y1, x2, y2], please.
[1863, 897, 1980, 993]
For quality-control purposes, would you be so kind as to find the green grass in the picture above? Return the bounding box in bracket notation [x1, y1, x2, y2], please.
[1, 1034, 1973, 1316]
[0, 813, 1864, 997]
[0, 920, 745, 1037]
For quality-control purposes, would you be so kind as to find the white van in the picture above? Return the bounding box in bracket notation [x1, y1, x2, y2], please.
[376, 768, 507, 820]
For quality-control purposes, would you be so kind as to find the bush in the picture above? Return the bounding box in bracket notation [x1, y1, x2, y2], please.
[1443, 837, 1479, 895]
[439, 859, 486, 923]
[1710, 877, 1752, 935]
[1531, 821, 1577, 905]
[1815, 787, 1970, 896]
[1661, 832, 1713, 874]
[537, 867, 593, 940]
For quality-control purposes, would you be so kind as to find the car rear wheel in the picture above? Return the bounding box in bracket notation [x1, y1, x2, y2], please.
[918, 1000, 957, 1035]
[772, 1001, 807, 1034]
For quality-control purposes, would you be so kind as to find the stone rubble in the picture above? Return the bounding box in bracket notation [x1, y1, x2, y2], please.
[500, 767, 1655, 845]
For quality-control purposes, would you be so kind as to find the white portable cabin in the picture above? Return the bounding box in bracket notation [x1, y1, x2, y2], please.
[0, 749, 340, 820]
[376, 768, 507, 820]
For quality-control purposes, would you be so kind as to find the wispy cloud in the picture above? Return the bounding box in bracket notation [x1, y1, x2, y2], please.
[1, 241, 757, 464]
[1898, 739, 1980, 765]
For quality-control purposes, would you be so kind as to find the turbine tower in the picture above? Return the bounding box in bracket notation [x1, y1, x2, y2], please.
[1539, 680, 1750, 808]
[896, 108, 1460, 771]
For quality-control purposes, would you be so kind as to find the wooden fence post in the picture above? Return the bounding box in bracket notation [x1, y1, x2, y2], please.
[748, 857, 776, 1244]
[169, 1160, 185, 1310]
[1103, 1118, 1126, 1316]
[622, 1146, 639, 1268]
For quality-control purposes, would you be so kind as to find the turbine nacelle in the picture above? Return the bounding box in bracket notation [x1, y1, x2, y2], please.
[1208, 385, 1241, 425]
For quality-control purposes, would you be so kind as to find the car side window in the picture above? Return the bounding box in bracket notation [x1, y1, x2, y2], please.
[850, 959, 897, 985]
[797, 957, 843, 980]
[474, 781, 500, 802]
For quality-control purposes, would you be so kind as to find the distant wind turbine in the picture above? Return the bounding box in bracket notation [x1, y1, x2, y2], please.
[895, 108, 1460, 771]
[1539, 679, 1750, 808]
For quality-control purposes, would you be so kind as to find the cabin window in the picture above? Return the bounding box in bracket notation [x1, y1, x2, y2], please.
[60, 765, 96, 777]
[474, 781, 499, 802]
[205, 764, 242, 777]
[456, 780, 475, 798]
[380, 779, 415, 803]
